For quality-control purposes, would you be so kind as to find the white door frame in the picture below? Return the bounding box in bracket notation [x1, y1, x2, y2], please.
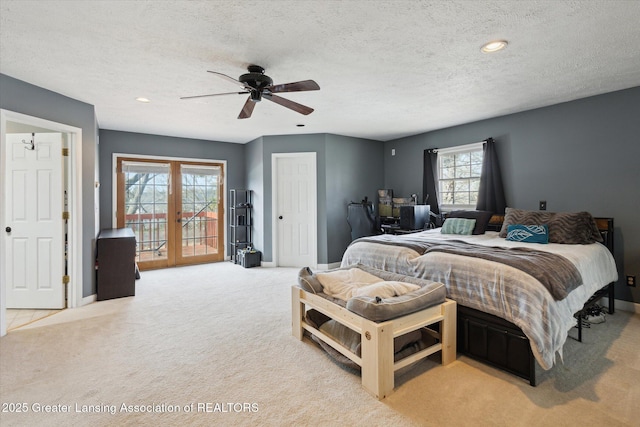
[271, 152, 317, 268]
[0, 109, 83, 336]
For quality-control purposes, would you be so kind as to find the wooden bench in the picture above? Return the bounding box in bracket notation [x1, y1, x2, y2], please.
[292, 286, 456, 400]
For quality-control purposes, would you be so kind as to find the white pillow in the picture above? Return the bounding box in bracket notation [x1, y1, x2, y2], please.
[316, 268, 381, 301]
[351, 281, 421, 299]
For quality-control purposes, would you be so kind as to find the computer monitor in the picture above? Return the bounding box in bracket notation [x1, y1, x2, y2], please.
[399, 205, 430, 230]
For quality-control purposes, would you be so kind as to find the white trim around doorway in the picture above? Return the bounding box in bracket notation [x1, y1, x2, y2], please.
[0, 109, 83, 336]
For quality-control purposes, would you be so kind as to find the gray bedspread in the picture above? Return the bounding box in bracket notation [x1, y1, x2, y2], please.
[354, 235, 582, 300]
[341, 230, 619, 370]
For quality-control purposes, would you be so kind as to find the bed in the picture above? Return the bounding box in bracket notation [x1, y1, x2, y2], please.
[340, 208, 618, 385]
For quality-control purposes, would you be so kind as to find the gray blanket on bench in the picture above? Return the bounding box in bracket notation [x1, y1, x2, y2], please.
[352, 236, 583, 300]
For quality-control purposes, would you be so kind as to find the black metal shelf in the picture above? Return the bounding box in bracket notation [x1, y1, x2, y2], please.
[229, 189, 252, 263]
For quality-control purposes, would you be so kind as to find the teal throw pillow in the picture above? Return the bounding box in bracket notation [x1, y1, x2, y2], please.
[506, 224, 549, 244]
[441, 218, 476, 235]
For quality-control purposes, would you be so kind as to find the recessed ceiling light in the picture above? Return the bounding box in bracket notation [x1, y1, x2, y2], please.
[136, 97, 150, 103]
[480, 40, 508, 53]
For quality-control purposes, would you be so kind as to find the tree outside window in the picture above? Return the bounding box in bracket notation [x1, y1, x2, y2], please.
[438, 143, 484, 210]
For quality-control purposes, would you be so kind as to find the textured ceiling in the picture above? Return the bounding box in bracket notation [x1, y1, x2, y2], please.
[1, 0, 640, 144]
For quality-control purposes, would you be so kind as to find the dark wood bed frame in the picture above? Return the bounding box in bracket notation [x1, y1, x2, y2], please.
[456, 216, 615, 386]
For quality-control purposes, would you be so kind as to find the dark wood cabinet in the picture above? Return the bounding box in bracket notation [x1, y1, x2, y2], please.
[96, 228, 136, 301]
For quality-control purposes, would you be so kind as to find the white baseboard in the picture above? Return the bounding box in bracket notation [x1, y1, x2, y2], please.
[601, 297, 640, 314]
[259, 262, 340, 269]
[80, 294, 97, 306]
[317, 262, 341, 270]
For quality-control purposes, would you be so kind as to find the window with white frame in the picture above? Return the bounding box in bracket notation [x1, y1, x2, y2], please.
[437, 142, 484, 211]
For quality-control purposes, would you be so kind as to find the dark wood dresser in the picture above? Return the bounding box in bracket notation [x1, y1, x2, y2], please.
[96, 228, 136, 301]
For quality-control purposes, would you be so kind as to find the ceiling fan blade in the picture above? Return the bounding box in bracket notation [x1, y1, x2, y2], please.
[263, 94, 314, 115]
[266, 80, 320, 93]
[207, 70, 247, 88]
[238, 96, 257, 119]
[180, 91, 246, 100]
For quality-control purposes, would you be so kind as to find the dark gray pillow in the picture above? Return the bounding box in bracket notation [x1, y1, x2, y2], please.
[446, 210, 494, 234]
[346, 281, 446, 322]
[309, 320, 424, 371]
[499, 207, 603, 244]
[298, 264, 447, 321]
[298, 264, 438, 293]
[297, 267, 323, 294]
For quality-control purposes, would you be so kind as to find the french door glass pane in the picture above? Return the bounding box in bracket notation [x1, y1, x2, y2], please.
[180, 164, 221, 258]
[122, 161, 170, 263]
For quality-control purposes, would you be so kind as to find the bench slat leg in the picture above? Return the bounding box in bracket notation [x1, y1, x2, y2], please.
[361, 322, 394, 400]
[291, 287, 304, 340]
[441, 300, 457, 365]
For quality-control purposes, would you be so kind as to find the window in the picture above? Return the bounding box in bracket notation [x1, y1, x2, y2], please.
[437, 142, 484, 211]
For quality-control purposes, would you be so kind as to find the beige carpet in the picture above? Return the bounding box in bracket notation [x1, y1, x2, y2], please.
[0, 262, 638, 427]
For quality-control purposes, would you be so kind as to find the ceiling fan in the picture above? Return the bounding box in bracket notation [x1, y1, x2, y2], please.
[181, 65, 320, 119]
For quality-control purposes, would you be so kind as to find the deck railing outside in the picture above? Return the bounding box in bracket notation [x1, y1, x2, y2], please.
[125, 211, 218, 260]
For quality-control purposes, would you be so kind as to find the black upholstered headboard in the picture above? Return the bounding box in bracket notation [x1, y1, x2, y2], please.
[594, 217, 614, 255]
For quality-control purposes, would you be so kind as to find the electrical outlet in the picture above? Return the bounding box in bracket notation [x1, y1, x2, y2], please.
[539, 200, 547, 211]
[627, 275, 636, 287]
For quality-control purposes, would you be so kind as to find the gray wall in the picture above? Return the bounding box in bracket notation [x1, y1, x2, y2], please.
[97, 129, 246, 259]
[1, 73, 98, 298]
[325, 134, 384, 263]
[254, 133, 327, 263]
[384, 86, 640, 304]
[246, 133, 384, 265]
[100, 130, 384, 266]
[245, 136, 264, 256]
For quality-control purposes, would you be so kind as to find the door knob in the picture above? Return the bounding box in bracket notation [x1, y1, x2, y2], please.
[5, 227, 11, 233]
[278, 216, 283, 220]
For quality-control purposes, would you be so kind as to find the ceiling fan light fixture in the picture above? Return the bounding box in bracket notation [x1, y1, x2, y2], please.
[250, 90, 262, 102]
[182, 65, 320, 119]
[481, 40, 508, 53]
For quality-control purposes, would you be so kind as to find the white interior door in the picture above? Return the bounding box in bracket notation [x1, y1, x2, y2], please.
[4, 133, 65, 309]
[274, 153, 317, 267]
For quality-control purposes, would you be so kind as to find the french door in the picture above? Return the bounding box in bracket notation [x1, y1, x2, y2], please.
[116, 158, 224, 270]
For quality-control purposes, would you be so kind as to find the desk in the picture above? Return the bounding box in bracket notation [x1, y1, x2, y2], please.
[381, 223, 423, 235]
[393, 228, 424, 235]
